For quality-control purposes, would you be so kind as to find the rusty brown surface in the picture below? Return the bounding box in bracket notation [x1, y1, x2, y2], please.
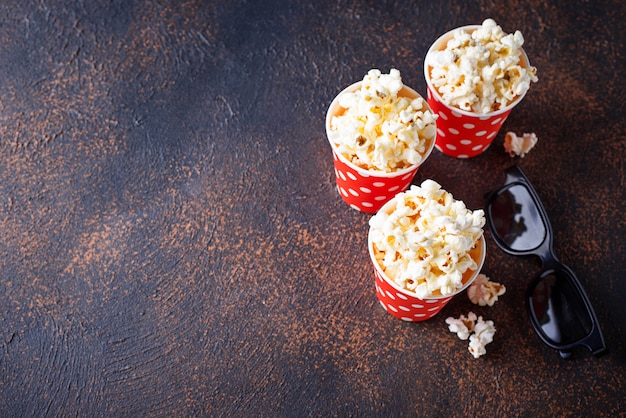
[0, 1, 624, 416]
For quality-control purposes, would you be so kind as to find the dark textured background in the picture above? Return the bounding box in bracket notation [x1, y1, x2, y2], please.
[1, 0, 624, 416]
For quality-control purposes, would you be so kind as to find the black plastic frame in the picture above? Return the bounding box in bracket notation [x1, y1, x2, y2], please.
[485, 165, 607, 358]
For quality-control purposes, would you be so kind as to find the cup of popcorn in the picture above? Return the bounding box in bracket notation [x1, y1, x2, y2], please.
[424, 19, 538, 158]
[368, 180, 486, 321]
[326, 69, 437, 213]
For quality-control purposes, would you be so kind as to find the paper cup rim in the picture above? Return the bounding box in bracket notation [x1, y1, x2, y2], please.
[424, 24, 532, 118]
[325, 81, 436, 179]
[367, 198, 486, 300]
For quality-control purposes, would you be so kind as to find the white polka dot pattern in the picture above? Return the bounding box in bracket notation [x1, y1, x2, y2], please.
[425, 85, 514, 158]
[373, 268, 453, 322]
[326, 80, 436, 212]
[331, 150, 420, 213]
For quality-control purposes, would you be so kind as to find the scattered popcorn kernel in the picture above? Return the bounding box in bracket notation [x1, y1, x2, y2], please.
[467, 335, 487, 358]
[426, 18, 538, 113]
[468, 336, 487, 358]
[369, 180, 485, 298]
[467, 273, 506, 306]
[445, 312, 477, 340]
[446, 312, 496, 358]
[504, 131, 538, 157]
[468, 317, 496, 358]
[329, 69, 437, 172]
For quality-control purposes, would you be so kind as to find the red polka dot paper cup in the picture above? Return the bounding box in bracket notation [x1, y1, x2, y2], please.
[368, 205, 486, 322]
[325, 82, 436, 213]
[424, 26, 532, 158]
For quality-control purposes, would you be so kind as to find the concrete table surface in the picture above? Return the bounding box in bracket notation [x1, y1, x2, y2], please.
[0, 1, 624, 416]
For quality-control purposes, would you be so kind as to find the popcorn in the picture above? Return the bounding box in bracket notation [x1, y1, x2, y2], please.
[426, 18, 538, 113]
[446, 312, 496, 358]
[504, 131, 538, 157]
[467, 273, 506, 306]
[445, 312, 477, 340]
[329, 69, 437, 172]
[369, 180, 485, 298]
[469, 318, 497, 358]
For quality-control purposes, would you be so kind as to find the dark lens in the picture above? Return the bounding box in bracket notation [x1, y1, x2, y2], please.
[529, 270, 593, 346]
[489, 184, 546, 251]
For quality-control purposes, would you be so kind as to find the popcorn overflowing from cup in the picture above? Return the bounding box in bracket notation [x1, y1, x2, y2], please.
[328, 68, 437, 172]
[368, 179, 485, 299]
[427, 18, 538, 114]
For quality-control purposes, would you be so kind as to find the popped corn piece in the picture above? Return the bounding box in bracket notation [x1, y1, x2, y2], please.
[504, 131, 538, 157]
[446, 312, 496, 358]
[467, 273, 506, 306]
[468, 317, 496, 358]
[369, 180, 485, 298]
[426, 18, 538, 113]
[468, 335, 487, 358]
[445, 312, 477, 340]
[329, 69, 437, 172]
